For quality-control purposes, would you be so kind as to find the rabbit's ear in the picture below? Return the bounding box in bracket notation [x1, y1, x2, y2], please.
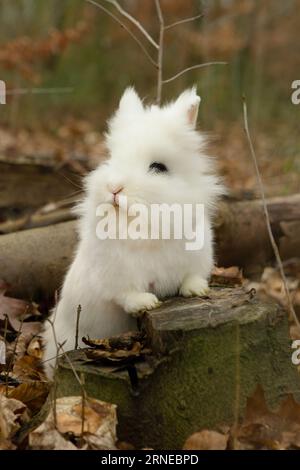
[174, 86, 201, 128]
[118, 87, 144, 114]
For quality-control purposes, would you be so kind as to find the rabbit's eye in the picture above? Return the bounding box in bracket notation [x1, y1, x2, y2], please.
[149, 162, 168, 174]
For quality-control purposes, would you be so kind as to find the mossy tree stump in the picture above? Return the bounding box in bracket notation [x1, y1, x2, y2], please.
[56, 287, 300, 449]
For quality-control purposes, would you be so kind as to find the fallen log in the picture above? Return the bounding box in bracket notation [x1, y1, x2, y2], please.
[215, 194, 300, 270]
[0, 221, 77, 298]
[0, 194, 299, 297]
[55, 287, 300, 449]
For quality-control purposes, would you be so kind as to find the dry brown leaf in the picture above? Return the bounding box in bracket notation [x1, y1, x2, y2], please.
[0, 395, 28, 440]
[0, 438, 16, 450]
[278, 394, 300, 423]
[57, 403, 101, 435]
[211, 266, 244, 287]
[82, 331, 145, 350]
[29, 396, 117, 450]
[29, 423, 78, 451]
[235, 386, 300, 449]
[85, 343, 146, 362]
[83, 331, 150, 364]
[12, 355, 45, 382]
[254, 267, 300, 311]
[183, 430, 228, 450]
[27, 337, 43, 359]
[8, 381, 50, 413]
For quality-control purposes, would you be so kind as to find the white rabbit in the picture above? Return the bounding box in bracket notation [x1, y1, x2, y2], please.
[43, 87, 224, 377]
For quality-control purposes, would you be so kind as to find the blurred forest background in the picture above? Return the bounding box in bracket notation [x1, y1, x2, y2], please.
[0, 0, 299, 196]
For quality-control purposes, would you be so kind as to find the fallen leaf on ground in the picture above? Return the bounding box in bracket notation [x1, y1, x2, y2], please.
[12, 354, 44, 382]
[184, 386, 300, 450]
[234, 385, 300, 449]
[8, 380, 50, 413]
[27, 337, 43, 359]
[0, 438, 16, 449]
[211, 266, 244, 287]
[183, 430, 228, 450]
[29, 396, 117, 450]
[247, 266, 300, 317]
[0, 394, 29, 440]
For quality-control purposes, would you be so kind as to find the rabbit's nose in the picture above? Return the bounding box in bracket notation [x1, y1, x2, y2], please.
[108, 184, 124, 195]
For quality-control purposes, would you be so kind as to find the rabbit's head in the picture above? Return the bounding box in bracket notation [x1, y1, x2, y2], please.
[85, 87, 223, 221]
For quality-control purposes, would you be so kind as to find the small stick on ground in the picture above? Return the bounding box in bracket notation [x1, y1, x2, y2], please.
[47, 317, 66, 428]
[75, 304, 82, 350]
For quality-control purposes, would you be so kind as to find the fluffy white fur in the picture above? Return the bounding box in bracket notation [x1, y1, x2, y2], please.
[43, 87, 224, 377]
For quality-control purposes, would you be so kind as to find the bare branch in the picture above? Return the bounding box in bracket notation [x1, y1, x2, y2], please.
[104, 0, 158, 49]
[163, 62, 227, 84]
[243, 98, 300, 331]
[155, 0, 164, 104]
[164, 13, 204, 31]
[6, 87, 74, 96]
[85, 0, 157, 68]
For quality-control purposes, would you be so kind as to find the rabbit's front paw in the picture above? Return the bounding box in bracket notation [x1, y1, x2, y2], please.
[123, 292, 162, 317]
[180, 275, 209, 298]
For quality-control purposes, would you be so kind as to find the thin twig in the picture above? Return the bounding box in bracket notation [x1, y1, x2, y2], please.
[52, 290, 59, 325]
[6, 87, 74, 96]
[62, 350, 85, 388]
[85, 0, 157, 68]
[52, 344, 87, 438]
[155, 0, 164, 104]
[47, 318, 66, 427]
[104, 0, 158, 49]
[163, 62, 228, 84]
[3, 314, 8, 345]
[75, 304, 82, 350]
[164, 13, 204, 31]
[5, 313, 26, 396]
[243, 98, 300, 330]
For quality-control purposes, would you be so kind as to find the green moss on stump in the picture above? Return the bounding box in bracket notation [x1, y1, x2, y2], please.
[56, 287, 300, 449]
